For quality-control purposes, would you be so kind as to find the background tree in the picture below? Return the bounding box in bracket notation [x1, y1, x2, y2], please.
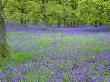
[3, 0, 110, 26]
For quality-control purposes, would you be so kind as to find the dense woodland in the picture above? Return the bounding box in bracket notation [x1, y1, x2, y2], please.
[4, 0, 110, 26]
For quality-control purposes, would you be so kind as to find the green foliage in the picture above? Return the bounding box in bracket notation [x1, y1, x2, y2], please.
[3, 0, 110, 26]
[104, 71, 110, 82]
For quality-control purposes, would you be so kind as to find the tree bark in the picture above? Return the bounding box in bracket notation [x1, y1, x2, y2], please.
[41, 0, 47, 24]
[58, 17, 61, 27]
[0, 0, 10, 58]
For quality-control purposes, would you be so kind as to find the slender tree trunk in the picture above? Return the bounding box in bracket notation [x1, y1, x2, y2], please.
[94, 20, 98, 27]
[70, 22, 73, 26]
[41, 0, 47, 25]
[0, 0, 10, 58]
[64, 18, 66, 27]
[20, 8, 24, 25]
[58, 17, 61, 27]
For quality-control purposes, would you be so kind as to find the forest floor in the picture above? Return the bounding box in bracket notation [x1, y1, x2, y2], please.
[0, 24, 110, 82]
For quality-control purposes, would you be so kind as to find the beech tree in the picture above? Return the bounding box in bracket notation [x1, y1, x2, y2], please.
[0, 0, 10, 58]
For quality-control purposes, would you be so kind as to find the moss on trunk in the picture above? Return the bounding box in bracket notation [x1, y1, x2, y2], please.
[0, 0, 10, 58]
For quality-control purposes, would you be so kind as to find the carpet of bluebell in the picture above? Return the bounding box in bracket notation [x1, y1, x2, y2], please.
[0, 24, 110, 82]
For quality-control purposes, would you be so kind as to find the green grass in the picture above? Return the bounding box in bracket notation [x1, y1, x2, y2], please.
[11, 51, 37, 63]
[0, 51, 37, 68]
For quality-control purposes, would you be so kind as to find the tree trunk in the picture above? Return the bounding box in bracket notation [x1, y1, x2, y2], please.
[20, 9, 24, 25]
[58, 17, 61, 27]
[94, 20, 98, 27]
[0, 0, 10, 58]
[64, 18, 66, 27]
[41, 0, 47, 25]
